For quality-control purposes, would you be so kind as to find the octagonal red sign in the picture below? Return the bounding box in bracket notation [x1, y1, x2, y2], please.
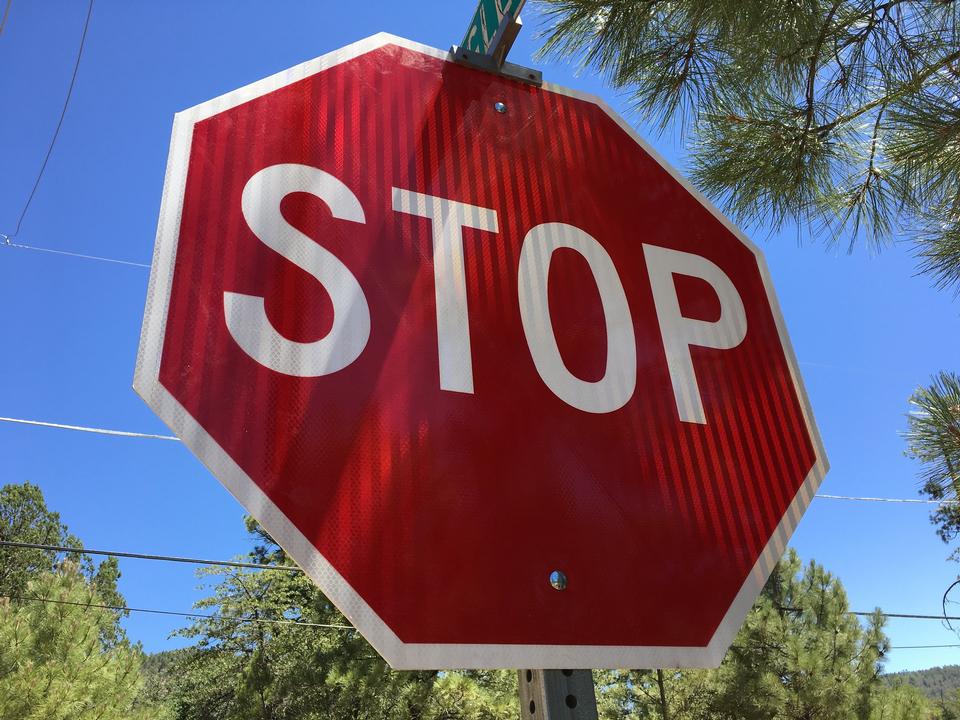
[135, 34, 827, 669]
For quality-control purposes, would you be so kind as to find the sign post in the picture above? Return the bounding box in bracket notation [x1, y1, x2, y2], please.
[457, 9, 600, 716]
[137, 28, 826, 712]
[519, 669, 599, 719]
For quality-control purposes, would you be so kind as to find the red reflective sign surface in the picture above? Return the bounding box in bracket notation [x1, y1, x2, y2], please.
[144, 37, 823, 668]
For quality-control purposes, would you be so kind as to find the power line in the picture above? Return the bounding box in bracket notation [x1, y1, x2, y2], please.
[5, 0, 94, 239]
[816, 494, 959, 505]
[852, 611, 960, 621]
[0, 0, 12, 36]
[0, 416, 177, 441]
[1, 240, 150, 269]
[5, 419, 952, 504]
[0, 540, 300, 573]
[5, 590, 960, 657]
[7, 592, 958, 651]
[4, 414, 957, 506]
[6, 539, 960, 625]
[0, 594, 354, 631]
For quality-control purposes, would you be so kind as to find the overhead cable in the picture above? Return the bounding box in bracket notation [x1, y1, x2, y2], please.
[0, 416, 177, 441]
[4, 0, 94, 238]
[5, 593, 960, 653]
[6, 539, 960, 624]
[851, 611, 960, 621]
[0, 540, 298, 572]
[0, 594, 354, 631]
[816, 494, 959, 505]
[1, 240, 150, 268]
[3, 414, 956, 505]
[0, 0, 11, 36]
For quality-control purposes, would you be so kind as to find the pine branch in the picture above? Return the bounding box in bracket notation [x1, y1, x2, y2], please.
[536, 0, 960, 283]
[906, 372, 960, 521]
[818, 48, 960, 135]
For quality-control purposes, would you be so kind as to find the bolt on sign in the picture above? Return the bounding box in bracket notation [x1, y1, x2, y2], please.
[135, 33, 827, 670]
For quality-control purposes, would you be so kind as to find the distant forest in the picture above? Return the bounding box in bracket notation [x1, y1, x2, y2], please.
[887, 666, 960, 701]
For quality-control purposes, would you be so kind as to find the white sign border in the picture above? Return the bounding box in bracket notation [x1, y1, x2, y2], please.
[134, 32, 829, 670]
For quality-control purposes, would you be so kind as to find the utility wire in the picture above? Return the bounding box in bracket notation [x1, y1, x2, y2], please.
[852, 611, 960, 621]
[9, 592, 944, 648]
[0, 594, 354, 631]
[9, 412, 959, 509]
[4, 414, 958, 505]
[5, 592, 960, 652]
[816, 494, 959, 505]
[0, 540, 299, 573]
[5, 0, 94, 239]
[0, 0, 12, 36]
[6, 539, 960, 624]
[0, 416, 178, 441]
[1, 240, 150, 269]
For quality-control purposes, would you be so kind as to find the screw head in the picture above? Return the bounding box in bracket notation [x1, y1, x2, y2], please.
[494, 101, 507, 114]
[549, 570, 567, 591]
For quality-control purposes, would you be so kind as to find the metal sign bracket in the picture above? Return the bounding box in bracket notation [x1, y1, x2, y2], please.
[451, 13, 542, 86]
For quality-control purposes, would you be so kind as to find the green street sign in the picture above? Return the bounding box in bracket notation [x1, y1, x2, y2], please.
[461, 0, 526, 55]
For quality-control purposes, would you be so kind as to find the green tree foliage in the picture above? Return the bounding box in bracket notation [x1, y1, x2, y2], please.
[872, 684, 940, 720]
[883, 665, 960, 720]
[0, 482, 168, 718]
[536, 0, 960, 550]
[157, 535, 940, 720]
[537, 0, 960, 274]
[713, 550, 887, 719]
[138, 649, 194, 715]
[0, 481, 84, 597]
[886, 664, 960, 701]
[161, 518, 516, 720]
[0, 564, 168, 720]
[595, 550, 917, 720]
[905, 372, 960, 548]
[0, 481, 126, 645]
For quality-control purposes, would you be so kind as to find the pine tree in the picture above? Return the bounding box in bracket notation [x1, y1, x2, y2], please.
[0, 481, 85, 598]
[163, 518, 517, 720]
[0, 564, 167, 720]
[595, 550, 898, 720]
[0, 482, 168, 718]
[537, 0, 959, 266]
[0, 482, 128, 645]
[535, 0, 960, 544]
[905, 371, 960, 550]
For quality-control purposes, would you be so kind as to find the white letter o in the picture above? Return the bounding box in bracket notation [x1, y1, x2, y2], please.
[517, 222, 637, 413]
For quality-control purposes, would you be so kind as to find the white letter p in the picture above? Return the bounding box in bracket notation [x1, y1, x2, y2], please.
[643, 244, 747, 425]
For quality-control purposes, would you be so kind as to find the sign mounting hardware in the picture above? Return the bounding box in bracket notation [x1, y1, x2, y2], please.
[452, 0, 542, 86]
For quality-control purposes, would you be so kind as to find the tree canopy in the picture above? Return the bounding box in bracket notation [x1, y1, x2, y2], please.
[159, 517, 517, 720]
[0, 482, 166, 719]
[906, 371, 960, 550]
[537, 0, 960, 283]
[151, 525, 952, 719]
[2, 483, 955, 718]
[536, 0, 960, 553]
[596, 549, 899, 720]
[0, 564, 166, 720]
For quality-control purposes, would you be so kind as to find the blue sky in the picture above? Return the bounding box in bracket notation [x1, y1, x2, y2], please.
[1, 0, 958, 674]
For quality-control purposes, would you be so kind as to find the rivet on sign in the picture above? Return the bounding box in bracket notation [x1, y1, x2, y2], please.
[549, 570, 567, 591]
[494, 101, 507, 114]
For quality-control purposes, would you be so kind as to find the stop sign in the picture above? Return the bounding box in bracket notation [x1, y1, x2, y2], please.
[135, 33, 827, 669]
